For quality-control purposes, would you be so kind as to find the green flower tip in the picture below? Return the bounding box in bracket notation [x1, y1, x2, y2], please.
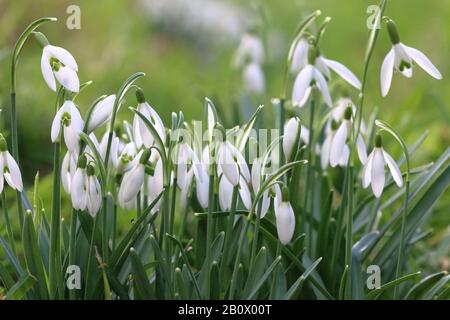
[136, 88, 146, 103]
[307, 44, 318, 64]
[386, 19, 400, 45]
[281, 186, 290, 202]
[34, 31, 50, 47]
[0, 134, 7, 152]
[77, 154, 87, 169]
[140, 149, 151, 164]
[344, 105, 353, 120]
[375, 134, 383, 148]
[86, 164, 96, 176]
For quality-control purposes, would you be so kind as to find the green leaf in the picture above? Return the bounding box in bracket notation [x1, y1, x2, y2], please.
[0, 236, 24, 277]
[210, 261, 221, 300]
[422, 274, 450, 300]
[405, 271, 447, 300]
[175, 267, 188, 299]
[285, 257, 322, 300]
[246, 256, 282, 300]
[236, 105, 264, 152]
[129, 247, 152, 299]
[22, 212, 49, 299]
[3, 273, 36, 300]
[366, 272, 421, 299]
[243, 246, 268, 297]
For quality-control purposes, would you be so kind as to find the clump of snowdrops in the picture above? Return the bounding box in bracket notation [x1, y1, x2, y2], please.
[1, 1, 449, 300]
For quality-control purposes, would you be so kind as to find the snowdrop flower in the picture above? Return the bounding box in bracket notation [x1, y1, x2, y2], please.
[51, 100, 84, 154]
[233, 33, 264, 67]
[87, 95, 116, 132]
[118, 149, 150, 207]
[147, 158, 164, 213]
[35, 32, 79, 93]
[0, 135, 23, 193]
[71, 155, 102, 217]
[328, 97, 366, 134]
[133, 89, 166, 149]
[218, 173, 251, 211]
[329, 106, 367, 167]
[111, 139, 138, 174]
[243, 62, 265, 94]
[61, 150, 77, 193]
[217, 140, 250, 186]
[321, 120, 348, 169]
[290, 38, 309, 74]
[251, 157, 270, 218]
[283, 117, 301, 162]
[380, 19, 442, 97]
[274, 187, 295, 245]
[363, 135, 403, 198]
[292, 44, 361, 108]
[196, 146, 211, 209]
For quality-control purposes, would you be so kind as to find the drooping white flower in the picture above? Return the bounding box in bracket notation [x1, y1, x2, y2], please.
[380, 20, 442, 97]
[233, 33, 264, 67]
[274, 187, 295, 245]
[51, 100, 84, 154]
[196, 146, 211, 209]
[132, 91, 166, 150]
[0, 135, 23, 194]
[243, 62, 265, 94]
[329, 107, 367, 167]
[118, 149, 150, 207]
[147, 158, 164, 213]
[71, 157, 102, 217]
[283, 117, 301, 162]
[61, 150, 77, 193]
[292, 45, 361, 108]
[36, 32, 79, 93]
[217, 141, 250, 186]
[321, 121, 348, 169]
[87, 95, 116, 132]
[362, 135, 403, 198]
[251, 157, 270, 218]
[111, 139, 138, 174]
[290, 38, 309, 74]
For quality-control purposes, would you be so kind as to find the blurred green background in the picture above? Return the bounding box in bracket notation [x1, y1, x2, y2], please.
[0, 0, 449, 270]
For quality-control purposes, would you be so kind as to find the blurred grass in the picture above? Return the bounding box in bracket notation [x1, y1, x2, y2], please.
[0, 0, 449, 270]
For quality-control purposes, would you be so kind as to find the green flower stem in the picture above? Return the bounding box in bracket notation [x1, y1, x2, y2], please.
[279, 98, 286, 169]
[249, 198, 263, 269]
[169, 173, 178, 235]
[1, 192, 16, 256]
[228, 218, 249, 300]
[10, 17, 57, 228]
[204, 168, 216, 300]
[84, 213, 98, 299]
[69, 208, 78, 300]
[344, 165, 354, 299]
[269, 242, 282, 298]
[221, 186, 239, 270]
[343, 0, 388, 298]
[303, 88, 316, 250]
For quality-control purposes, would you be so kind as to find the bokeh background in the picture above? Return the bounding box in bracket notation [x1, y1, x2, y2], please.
[0, 0, 449, 271]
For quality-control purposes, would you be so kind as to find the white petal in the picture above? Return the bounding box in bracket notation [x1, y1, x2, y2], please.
[383, 150, 403, 187]
[119, 165, 145, 204]
[322, 57, 361, 89]
[362, 151, 374, 188]
[195, 174, 209, 209]
[292, 65, 314, 106]
[229, 142, 250, 183]
[4, 153, 23, 191]
[243, 63, 265, 94]
[251, 157, 261, 192]
[46, 45, 78, 71]
[207, 103, 215, 142]
[71, 169, 87, 210]
[218, 143, 239, 186]
[329, 122, 348, 167]
[283, 117, 300, 162]
[87, 177, 102, 217]
[54, 66, 79, 93]
[338, 144, 350, 167]
[313, 68, 332, 107]
[380, 48, 395, 97]
[320, 133, 333, 169]
[315, 57, 331, 80]
[87, 95, 116, 132]
[219, 176, 233, 211]
[0, 173, 4, 194]
[239, 178, 252, 210]
[356, 135, 368, 164]
[276, 202, 295, 245]
[290, 38, 308, 73]
[40, 51, 56, 91]
[258, 191, 270, 219]
[404, 45, 442, 80]
[371, 148, 385, 198]
[51, 103, 69, 142]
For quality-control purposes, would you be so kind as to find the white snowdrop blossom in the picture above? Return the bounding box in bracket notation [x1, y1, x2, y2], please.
[380, 20, 442, 97]
[61, 150, 77, 193]
[233, 33, 264, 67]
[321, 122, 349, 169]
[132, 91, 166, 150]
[329, 107, 367, 167]
[111, 139, 138, 174]
[290, 38, 309, 74]
[283, 117, 301, 162]
[196, 146, 211, 209]
[51, 100, 84, 154]
[36, 32, 79, 93]
[243, 62, 265, 94]
[362, 135, 403, 198]
[0, 135, 23, 194]
[292, 45, 361, 108]
[118, 149, 150, 208]
[147, 158, 164, 213]
[71, 157, 102, 217]
[87, 95, 116, 132]
[217, 141, 250, 186]
[274, 187, 295, 245]
[251, 157, 270, 218]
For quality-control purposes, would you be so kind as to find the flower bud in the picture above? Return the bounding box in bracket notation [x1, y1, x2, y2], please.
[375, 134, 383, 148]
[77, 154, 87, 169]
[136, 88, 146, 103]
[34, 31, 50, 48]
